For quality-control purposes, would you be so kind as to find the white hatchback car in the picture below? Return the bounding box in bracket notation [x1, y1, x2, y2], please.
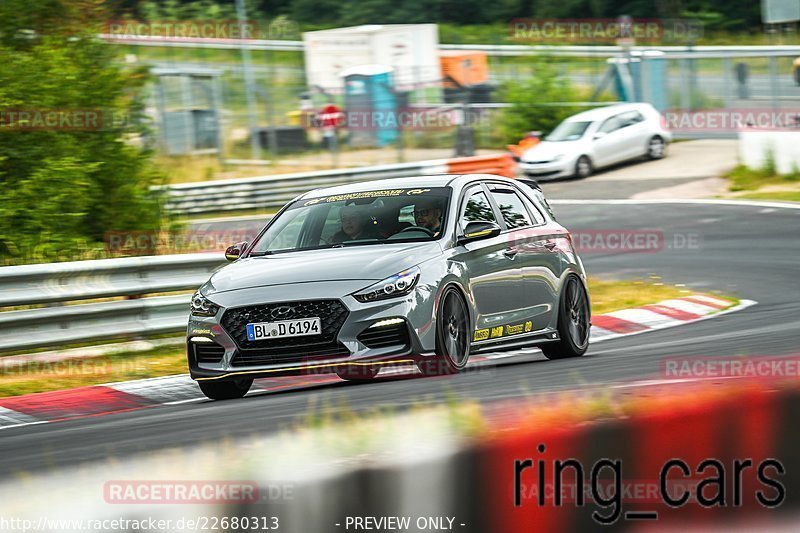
[518, 103, 672, 180]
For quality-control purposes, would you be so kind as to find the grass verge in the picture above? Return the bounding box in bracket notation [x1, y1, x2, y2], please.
[587, 277, 692, 316]
[0, 278, 734, 397]
[0, 345, 187, 398]
[722, 163, 800, 202]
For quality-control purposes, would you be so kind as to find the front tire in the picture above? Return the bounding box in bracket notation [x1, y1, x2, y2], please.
[541, 276, 590, 360]
[198, 378, 253, 400]
[575, 156, 592, 179]
[418, 286, 470, 376]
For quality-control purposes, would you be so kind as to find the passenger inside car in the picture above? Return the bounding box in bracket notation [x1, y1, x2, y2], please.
[331, 204, 373, 242]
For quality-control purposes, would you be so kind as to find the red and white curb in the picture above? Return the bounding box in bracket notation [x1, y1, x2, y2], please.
[0, 294, 752, 430]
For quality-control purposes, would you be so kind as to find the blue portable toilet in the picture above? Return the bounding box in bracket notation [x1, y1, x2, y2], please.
[341, 65, 398, 148]
[606, 52, 668, 112]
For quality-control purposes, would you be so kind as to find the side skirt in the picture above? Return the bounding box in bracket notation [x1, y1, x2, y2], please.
[470, 328, 560, 355]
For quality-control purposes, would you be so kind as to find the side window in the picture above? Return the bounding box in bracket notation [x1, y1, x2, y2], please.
[460, 190, 496, 228]
[489, 189, 532, 230]
[320, 205, 343, 243]
[598, 115, 621, 134]
[518, 191, 546, 225]
[618, 110, 644, 128]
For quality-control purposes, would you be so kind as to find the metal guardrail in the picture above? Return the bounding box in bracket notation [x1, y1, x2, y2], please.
[0, 253, 226, 352]
[163, 154, 515, 216]
[164, 159, 450, 215]
[101, 35, 800, 58]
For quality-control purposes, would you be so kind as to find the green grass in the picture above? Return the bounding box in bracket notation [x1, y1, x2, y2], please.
[587, 277, 694, 315]
[726, 164, 800, 192]
[722, 162, 800, 202]
[736, 190, 800, 202]
[0, 345, 187, 398]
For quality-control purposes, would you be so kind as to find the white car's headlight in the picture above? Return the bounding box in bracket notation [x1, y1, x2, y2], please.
[552, 154, 564, 161]
[353, 266, 421, 303]
[191, 291, 220, 317]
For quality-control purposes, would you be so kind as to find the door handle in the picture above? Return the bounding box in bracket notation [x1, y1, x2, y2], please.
[503, 247, 518, 259]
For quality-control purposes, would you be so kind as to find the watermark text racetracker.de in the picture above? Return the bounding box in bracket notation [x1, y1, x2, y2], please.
[662, 109, 800, 133]
[509, 18, 703, 43]
[661, 355, 800, 379]
[103, 480, 293, 504]
[510, 229, 702, 254]
[104, 20, 259, 39]
[0, 109, 135, 132]
[104, 230, 258, 255]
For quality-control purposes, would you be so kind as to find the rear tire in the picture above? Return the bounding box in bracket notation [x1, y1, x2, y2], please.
[336, 365, 380, 381]
[541, 276, 590, 360]
[575, 156, 592, 179]
[198, 378, 253, 400]
[418, 286, 470, 376]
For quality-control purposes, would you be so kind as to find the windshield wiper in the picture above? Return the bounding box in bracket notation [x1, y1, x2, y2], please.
[248, 251, 274, 256]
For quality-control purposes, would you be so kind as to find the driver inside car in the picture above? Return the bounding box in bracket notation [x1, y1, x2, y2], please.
[413, 198, 443, 237]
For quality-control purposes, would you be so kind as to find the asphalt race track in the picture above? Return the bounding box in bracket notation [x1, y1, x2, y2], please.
[1, 201, 798, 476]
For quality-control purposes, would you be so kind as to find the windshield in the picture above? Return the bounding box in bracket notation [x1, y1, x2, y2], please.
[249, 187, 451, 255]
[545, 120, 592, 142]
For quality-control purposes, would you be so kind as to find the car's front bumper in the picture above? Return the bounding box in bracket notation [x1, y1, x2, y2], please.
[518, 159, 572, 179]
[187, 280, 439, 382]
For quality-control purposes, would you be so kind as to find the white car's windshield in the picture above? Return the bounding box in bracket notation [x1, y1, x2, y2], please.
[249, 187, 451, 255]
[545, 120, 592, 141]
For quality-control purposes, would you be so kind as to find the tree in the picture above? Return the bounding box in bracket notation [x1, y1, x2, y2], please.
[0, 0, 166, 264]
[496, 61, 583, 143]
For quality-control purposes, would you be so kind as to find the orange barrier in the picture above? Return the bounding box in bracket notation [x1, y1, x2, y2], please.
[446, 153, 516, 178]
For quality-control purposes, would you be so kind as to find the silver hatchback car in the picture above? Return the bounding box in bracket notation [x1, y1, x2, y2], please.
[187, 174, 591, 400]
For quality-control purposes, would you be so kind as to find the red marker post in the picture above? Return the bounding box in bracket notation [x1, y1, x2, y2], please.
[318, 104, 344, 167]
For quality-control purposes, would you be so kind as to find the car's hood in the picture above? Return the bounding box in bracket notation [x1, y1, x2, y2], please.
[521, 140, 582, 162]
[202, 241, 442, 295]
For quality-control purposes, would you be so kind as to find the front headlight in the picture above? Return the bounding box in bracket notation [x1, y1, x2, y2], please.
[552, 154, 564, 162]
[353, 266, 420, 303]
[191, 291, 220, 317]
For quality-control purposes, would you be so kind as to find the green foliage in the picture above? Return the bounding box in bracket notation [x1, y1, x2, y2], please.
[726, 161, 800, 193]
[0, 0, 166, 264]
[495, 62, 584, 143]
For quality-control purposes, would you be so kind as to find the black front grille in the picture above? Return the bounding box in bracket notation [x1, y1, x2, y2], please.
[221, 299, 351, 367]
[231, 343, 351, 367]
[357, 322, 410, 350]
[193, 342, 225, 363]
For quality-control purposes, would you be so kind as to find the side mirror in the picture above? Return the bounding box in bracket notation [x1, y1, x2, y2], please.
[593, 131, 607, 140]
[458, 221, 502, 245]
[225, 241, 248, 261]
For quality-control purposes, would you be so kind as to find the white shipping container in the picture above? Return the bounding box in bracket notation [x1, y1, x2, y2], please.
[302, 24, 441, 92]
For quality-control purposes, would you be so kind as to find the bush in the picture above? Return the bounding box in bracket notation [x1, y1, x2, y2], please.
[495, 62, 586, 144]
[0, 0, 167, 265]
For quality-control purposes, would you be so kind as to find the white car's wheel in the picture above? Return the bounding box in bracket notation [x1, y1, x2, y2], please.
[647, 136, 666, 159]
[575, 156, 592, 179]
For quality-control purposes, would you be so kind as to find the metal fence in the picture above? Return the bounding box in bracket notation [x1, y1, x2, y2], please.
[105, 34, 800, 165]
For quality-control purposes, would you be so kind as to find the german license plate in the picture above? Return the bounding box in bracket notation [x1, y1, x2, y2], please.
[246, 317, 321, 341]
